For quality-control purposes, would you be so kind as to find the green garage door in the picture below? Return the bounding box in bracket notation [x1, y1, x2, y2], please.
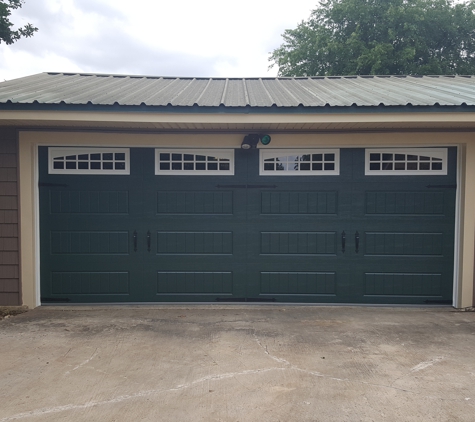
[39, 146, 456, 304]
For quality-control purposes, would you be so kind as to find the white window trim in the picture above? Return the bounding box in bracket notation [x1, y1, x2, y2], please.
[155, 149, 235, 175]
[365, 148, 448, 176]
[48, 147, 130, 175]
[259, 149, 340, 176]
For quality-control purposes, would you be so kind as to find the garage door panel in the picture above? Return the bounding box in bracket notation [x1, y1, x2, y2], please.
[364, 191, 453, 216]
[156, 191, 234, 215]
[357, 259, 451, 281]
[260, 191, 338, 215]
[150, 258, 239, 271]
[50, 231, 130, 255]
[260, 231, 337, 255]
[259, 271, 337, 296]
[51, 271, 130, 295]
[351, 148, 456, 305]
[148, 166, 246, 300]
[156, 231, 234, 255]
[39, 147, 144, 302]
[363, 272, 443, 297]
[50, 190, 130, 214]
[364, 232, 444, 256]
[156, 271, 233, 295]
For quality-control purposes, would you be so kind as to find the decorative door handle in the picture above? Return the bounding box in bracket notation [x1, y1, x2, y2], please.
[133, 230, 137, 252]
[355, 231, 360, 253]
[341, 231, 346, 253]
[147, 230, 151, 252]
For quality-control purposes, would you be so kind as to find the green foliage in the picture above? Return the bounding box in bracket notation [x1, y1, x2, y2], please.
[0, 0, 37, 45]
[269, 0, 475, 76]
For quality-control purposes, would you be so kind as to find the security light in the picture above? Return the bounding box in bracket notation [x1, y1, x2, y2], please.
[241, 134, 260, 149]
[260, 134, 272, 145]
[241, 133, 271, 149]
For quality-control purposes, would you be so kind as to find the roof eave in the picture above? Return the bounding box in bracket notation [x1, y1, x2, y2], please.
[1, 102, 475, 114]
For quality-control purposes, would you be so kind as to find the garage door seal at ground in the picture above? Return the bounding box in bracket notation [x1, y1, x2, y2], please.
[39, 302, 456, 308]
[1, 306, 474, 421]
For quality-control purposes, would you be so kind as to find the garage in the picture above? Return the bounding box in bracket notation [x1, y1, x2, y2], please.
[39, 145, 456, 304]
[3, 73, 475, 309]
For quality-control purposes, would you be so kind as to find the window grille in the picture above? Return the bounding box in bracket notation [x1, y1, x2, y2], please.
[365, 148, 447, 175]
[155, 149, 234, 175]
[49, 148, 130, 175]
[260, 149, 340, 175]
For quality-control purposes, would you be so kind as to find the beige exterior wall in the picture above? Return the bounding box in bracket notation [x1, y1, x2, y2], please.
[460, 142, 475, 308]
[19, 130, 475, 308]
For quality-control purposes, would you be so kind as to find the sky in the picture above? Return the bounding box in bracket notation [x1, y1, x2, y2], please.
[0, 0, 319, 82]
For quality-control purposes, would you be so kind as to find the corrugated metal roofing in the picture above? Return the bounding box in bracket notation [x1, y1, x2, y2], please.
[1, 72, 475, 108]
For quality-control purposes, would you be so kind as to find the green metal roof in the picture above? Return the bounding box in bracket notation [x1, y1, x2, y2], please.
[1, 73, 475, 111]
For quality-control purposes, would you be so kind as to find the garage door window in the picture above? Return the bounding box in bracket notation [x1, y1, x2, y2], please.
[48, 148, 130, 175]
[365, 148, 447, 175]
[155, 149, 234, 175]
[260, 149, 340, 175]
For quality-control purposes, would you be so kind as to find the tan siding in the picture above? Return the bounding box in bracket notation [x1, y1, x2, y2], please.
[0, 168, 17, 181]
[0, 154, 17, 167]
[0, 237, 19, 250]
[0, 293, 20, 305]
[0, 139, 18, 154]
[0, 182, 18, 195]
[0, 264, 19, 278]
[0, 251, 19, 264]
[0, 224, 18, 237]
[0, 279, 19, 292]
[0, 128, 19, 306]
[0, 210, 18, 223]
[0, 196, 18, 209]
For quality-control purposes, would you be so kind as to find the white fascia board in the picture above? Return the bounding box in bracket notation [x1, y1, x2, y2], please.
[2, 110, 475, 125]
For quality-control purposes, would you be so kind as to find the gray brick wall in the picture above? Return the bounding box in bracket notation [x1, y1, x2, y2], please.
[0, 128, 20, 306]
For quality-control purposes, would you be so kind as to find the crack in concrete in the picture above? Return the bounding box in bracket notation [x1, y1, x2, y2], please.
[253, 334, 291, 366]
[390, 356, 445, 387]
[410, 357, 444, 373]
[169, 367, 283, 392]
[1, 356, 468, 422]
[0, 367, 285, 422]
[0, 339, 462, 421]
[69, 348, 98, 373]
[252, 332, 415, 394]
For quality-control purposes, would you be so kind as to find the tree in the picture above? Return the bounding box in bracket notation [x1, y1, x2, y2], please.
[269, 0, 475, 76]
[0, 0, 37, 45]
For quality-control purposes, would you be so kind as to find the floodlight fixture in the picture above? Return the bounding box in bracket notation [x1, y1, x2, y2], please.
[241, 133, 272, 149]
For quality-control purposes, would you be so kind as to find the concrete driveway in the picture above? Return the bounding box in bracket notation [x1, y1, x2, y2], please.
[0, 306, 474, 422]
